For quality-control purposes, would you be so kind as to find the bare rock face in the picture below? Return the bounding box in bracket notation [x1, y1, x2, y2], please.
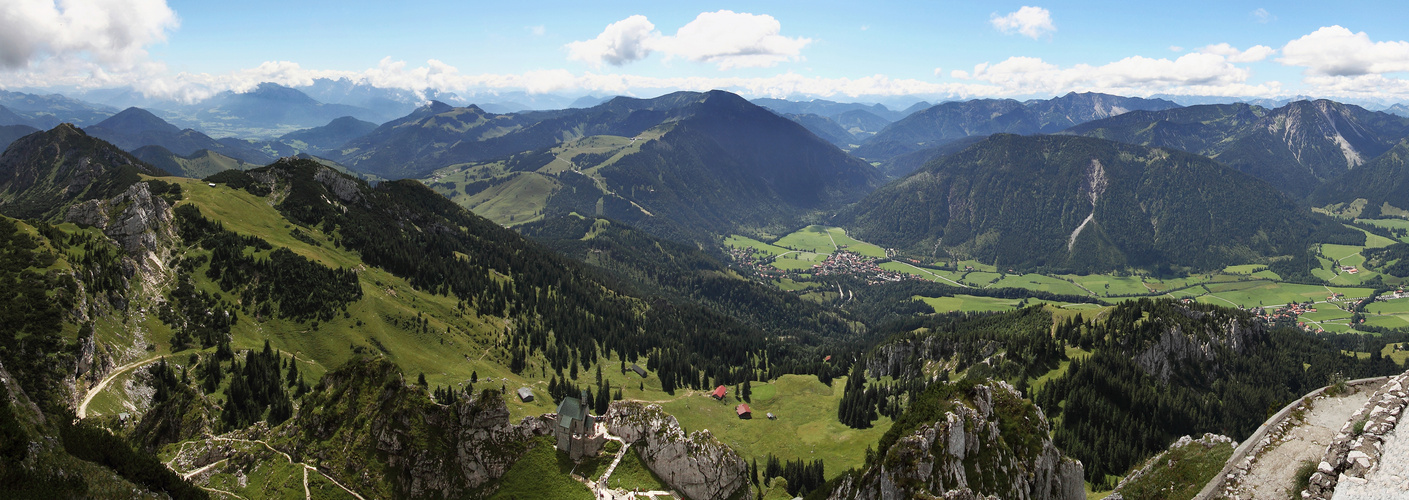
[65, 181, 176, 272]
[604, 401, 750, 500]
[827, 382, 1084, 500]
[276, 357, 553, 499]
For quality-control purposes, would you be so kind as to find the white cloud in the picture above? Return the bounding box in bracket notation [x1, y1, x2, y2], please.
[933, 67, 943, 76]
[1199, 43, 1275, 63]
[565, 15, 657, 67]
[0, 0, 178, 69]
[529, 25, 545, 36]
[991, 6, 1055, 39]
[656, 11, 811, 69]
[565, 11, 811, 70]
[1252, 8, 1274, 24]
[1169, 46, 1184, 52]
[961, 52, 1278, 97]
[1280, 26, 1409, 76]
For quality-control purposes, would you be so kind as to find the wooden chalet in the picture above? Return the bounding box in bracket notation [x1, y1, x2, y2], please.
[736, 403, 752, 419]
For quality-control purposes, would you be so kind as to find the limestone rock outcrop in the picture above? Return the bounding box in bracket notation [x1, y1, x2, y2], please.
[826, 381, 1084, 500]
[604, 401, 751, 500]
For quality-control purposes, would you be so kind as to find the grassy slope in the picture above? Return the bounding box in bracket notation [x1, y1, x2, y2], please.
[661, 374, 890, 475]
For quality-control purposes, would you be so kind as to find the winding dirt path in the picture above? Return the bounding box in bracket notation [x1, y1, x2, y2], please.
[77, 354, 164, 419]
[202, 436, 367, 500]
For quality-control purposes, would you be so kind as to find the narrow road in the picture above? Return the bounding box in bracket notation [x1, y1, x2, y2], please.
[825, 229, 840, 251]
[895, 261, 970, 288]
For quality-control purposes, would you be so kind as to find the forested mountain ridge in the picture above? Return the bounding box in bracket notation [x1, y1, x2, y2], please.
[1067, 99, 1409, 197]
[0, 123, 168, 220]
[1311, 138, 1409, 216]
[426, 89, 881, 242]
[840, 134, 1358, 274]
[853, 92, 1179, 164]
[85, 107, 278, 165]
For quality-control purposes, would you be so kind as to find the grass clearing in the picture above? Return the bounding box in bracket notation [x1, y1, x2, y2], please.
[916, 294, 1047, 313]
[1111, 436, 1234, 500]
[600, 448, 670, 492]
[662, 374, 888, 474]
[488, 436, 592, 500]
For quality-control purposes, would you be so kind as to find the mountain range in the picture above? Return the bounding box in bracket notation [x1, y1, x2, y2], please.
[851, 92, 1180, 166]
[842, 134, 1356, 273]
[1066, 100, 1409, 197]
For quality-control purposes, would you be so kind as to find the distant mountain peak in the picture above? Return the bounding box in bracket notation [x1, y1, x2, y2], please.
[92, 107, 182, 135]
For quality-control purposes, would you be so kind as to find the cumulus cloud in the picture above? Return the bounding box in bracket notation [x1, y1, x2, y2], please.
[1199, 43, 1275, 63]
[991, 6, 1055, 39]
[0, 0, 178, 69]
[1280, 26, 1409, 76]
[565, 15, 657, 67]
[565, 11, 811, 70]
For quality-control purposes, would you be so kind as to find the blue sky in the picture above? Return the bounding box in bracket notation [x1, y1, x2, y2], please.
[3, 1, 1409, 103]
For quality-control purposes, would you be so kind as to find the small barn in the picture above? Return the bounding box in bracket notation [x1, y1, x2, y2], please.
[516, 387, 534, 402]
[736, 403, 752, 419]
[711, 385, 728, 400]
[766, 412, 776, 420]
[630, 364, 648, 378]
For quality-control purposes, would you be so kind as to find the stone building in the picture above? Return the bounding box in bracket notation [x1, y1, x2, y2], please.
[554, 392, 606, 460]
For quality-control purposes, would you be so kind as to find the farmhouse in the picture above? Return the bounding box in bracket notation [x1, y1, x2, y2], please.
[736, 403, 752, 419]
[711, 385, 728, 400]
[630, 364, 647, 378]
[516, 387, 534, 402]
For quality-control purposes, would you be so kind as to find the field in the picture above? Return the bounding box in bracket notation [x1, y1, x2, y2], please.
[990, 274, 1089, 296]
[828, 227, 887, 258]
[1365, 299, 1409, 329]
[724, 235, 789, 256]
[773, 225, 841, 253]
[661, 374, 890, 474]
[1358, 218, 1409, 243]
[489, 436, 592, 500]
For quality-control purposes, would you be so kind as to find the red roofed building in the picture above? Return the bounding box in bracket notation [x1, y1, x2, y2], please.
[711, 385, 727, 400]
[736, 403, 752, 419]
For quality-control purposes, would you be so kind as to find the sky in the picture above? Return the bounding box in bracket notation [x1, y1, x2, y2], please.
[2, 0, 1409, 104]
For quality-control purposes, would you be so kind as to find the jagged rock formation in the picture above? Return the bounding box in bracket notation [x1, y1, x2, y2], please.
[66, 180, 177, 269]
[1305, 370, 1409, 499]
[272, 356, 552, 498]
[1129, 309, 1262, 384]
[826, 381, 1084, 500]
[604, 401, 750, 500]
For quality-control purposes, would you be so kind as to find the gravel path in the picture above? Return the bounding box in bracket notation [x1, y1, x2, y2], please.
[1232, 390, 1373, 499]
[1333, 427, 1409, 499]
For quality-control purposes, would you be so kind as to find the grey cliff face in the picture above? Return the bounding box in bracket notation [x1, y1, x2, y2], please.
[827, 382, 1084, 500]
[605, 401, 751, 500]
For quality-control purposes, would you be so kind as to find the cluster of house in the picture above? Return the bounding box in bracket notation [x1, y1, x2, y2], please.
[809, 251, 916, 285]
[724, 246, 787, 279]
[1340, 266, 1360, 275]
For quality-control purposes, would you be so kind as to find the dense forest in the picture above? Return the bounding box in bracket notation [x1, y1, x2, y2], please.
[1035, 299, 1402, 485]
[213, 160, 859, 402]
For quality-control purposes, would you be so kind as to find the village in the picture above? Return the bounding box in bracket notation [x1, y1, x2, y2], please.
[724, 246, 919, 285]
